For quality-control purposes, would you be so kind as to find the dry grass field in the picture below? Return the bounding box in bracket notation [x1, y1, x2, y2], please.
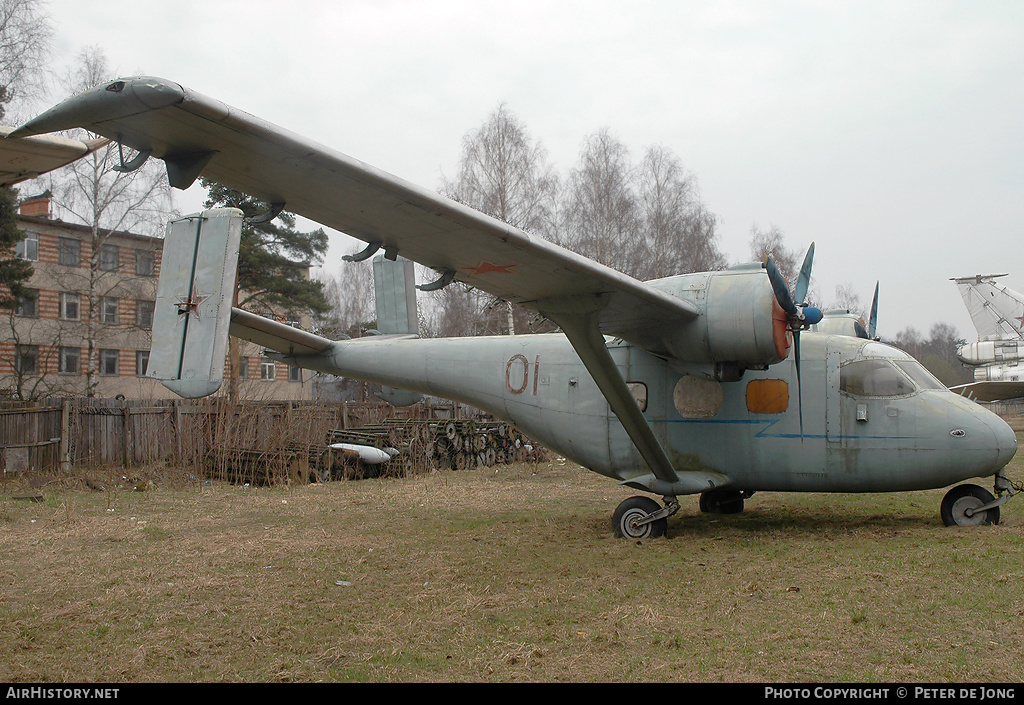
[2, 434, 1023, 683]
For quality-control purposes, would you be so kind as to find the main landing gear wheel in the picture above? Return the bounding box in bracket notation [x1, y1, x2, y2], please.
[612, 496, 667, 539]
[940, 484, 1000, 527]
[699, 488, 751, 514]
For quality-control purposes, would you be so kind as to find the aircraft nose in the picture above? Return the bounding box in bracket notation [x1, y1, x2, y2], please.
[991, 416, 1018, 470]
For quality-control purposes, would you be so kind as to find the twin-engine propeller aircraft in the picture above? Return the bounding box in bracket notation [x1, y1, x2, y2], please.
[9, 76, 1018, 534]
[950, 274, 1024, 403]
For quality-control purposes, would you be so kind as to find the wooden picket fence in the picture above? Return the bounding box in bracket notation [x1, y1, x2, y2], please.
[0, 397, 534, 481]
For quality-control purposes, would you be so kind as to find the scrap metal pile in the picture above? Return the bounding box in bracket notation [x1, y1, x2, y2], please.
[325, 418, 547, 478]
[207, 418, 547, 485]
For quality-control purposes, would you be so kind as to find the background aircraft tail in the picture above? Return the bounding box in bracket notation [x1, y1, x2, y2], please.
[952, 274, 1024, 341]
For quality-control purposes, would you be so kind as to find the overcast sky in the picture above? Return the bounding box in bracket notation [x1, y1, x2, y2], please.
[25, 0, 1024, 340]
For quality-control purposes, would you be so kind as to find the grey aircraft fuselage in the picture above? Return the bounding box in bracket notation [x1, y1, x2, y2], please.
[285, 327, 1016, 496]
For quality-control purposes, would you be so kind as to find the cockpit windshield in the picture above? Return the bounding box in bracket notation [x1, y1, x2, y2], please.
[840, 359, 916, 397]
[893, 360, 946, 391]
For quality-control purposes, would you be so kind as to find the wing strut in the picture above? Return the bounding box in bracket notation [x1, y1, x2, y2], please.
[538, 295, 680, 488]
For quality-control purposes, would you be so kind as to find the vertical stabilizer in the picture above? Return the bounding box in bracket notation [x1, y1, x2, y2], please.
[370, 255, 423, 406]
[372, 255, 418, 335]
[953, 274, 1024, 342]
[148, 208, 243, 398]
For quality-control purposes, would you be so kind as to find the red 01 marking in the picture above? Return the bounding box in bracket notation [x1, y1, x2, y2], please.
[506, 354, 541, 395]
[505, 354, 529, 394]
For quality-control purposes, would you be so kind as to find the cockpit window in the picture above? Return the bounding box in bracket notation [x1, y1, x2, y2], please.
[840, 359, 915, 397]
[894, 360, 946, 391]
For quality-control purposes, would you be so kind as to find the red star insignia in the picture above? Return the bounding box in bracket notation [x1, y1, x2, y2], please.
[175, 283, 209, 320]
[461, 261, 517, 275]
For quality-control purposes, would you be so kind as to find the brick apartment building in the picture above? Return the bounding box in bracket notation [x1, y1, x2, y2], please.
[1, 193, 313, 401]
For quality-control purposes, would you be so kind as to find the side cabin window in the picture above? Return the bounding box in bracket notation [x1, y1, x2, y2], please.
[840, 359, 914, 397]
[627, 382, 647, 412]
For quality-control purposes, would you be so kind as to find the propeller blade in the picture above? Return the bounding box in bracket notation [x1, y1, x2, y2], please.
[794, 329, 804, 441]
[868, 282, 879, 339]
[765, 257, 796, 315]
[794, 242, 815, 304]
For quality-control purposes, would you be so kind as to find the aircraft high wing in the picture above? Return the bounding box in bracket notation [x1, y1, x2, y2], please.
[0, 126, 108, 187]
[6, 77, 698, 345]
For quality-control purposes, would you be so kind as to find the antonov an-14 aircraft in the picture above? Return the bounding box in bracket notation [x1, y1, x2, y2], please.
[9, 77, 1018, 535]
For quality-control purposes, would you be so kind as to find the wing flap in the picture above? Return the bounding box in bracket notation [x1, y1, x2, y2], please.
[11, 76, 699, 341]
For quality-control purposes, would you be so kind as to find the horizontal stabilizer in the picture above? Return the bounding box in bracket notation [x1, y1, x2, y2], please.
[147, 208, 242, 397]
[229, 307, 334, 356]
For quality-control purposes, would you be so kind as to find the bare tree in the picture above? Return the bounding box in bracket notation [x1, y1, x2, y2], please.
[0, 0, 51, 122]
[43, 46, 173, 396]
[749, 224, 803, 291]
[442, 102, 559, 237]
[638, 145, 726, 279]
[828, 282, 865, 318]
[0, 0, 52, 316]
[439, 103, 559, 335]
[316, 260, 375, 339]
[561, 129, 643, 276]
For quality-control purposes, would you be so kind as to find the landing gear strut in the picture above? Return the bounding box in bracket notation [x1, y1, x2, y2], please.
[612, 496, 679, 539]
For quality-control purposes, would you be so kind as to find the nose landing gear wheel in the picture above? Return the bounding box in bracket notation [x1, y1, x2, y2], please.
[612, 496, 667, 539]
[941, 484, 1000, 527]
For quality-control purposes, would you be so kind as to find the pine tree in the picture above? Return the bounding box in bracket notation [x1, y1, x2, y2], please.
[0, 185, 31, 309]
[201, 178, 331, 317]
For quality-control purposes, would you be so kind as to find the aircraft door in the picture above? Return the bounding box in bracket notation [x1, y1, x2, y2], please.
[825, 353, 919, 489]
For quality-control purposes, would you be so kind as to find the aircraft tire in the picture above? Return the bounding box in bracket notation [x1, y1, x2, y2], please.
[612, 496, 666, 539]
[940, 484, 1000, 527]
[699, 488, 745, 514]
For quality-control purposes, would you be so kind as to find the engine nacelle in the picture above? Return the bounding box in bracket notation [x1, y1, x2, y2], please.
[646, 263, 790, 370]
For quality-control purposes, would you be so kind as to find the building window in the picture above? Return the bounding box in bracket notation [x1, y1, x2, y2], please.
[59, 293, 80, 321]
[288, 366, 302, 383]
[261, 357, 276, 381]
[135, 249, 155, 276]
[136, 350, 149, 377]
[98, 243, 119, 271]
[237, 356, 249, 380]
[15, 345, 38, 375]
[15, 232, 38, 261]
[58, 347, 80, 374]
[99, 296, 119, 325]
[14, 289, 38, 318]
[136, 300, 155, 329]
[99, 349, 119, 376]
[58, 237, 80, 266]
